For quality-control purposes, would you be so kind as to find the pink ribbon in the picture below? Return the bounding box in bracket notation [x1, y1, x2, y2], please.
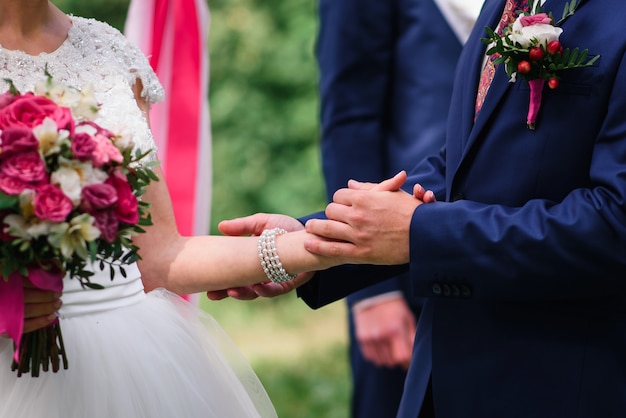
[0, 268, 64, 362]
[527, 78, 546, 130]
[151, 0, 203, 236]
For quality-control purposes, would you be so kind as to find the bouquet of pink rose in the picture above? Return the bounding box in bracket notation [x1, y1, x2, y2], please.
[0, 72, 157, 377]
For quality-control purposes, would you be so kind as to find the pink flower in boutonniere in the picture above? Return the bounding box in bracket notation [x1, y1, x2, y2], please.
[481, 0, 599, 130]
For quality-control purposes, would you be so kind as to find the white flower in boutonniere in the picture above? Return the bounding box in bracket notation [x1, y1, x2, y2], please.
[481, 0, 599, 130]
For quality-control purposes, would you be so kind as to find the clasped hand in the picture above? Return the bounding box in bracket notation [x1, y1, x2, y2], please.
[208, 171, 435, 301]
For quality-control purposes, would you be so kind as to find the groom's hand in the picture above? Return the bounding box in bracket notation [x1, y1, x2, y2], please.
[348, 171, 436, 203]
[304, 171, 422, 265]
[207, 213, 307, 301]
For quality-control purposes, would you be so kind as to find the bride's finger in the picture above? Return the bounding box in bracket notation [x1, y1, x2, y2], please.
[23, 313, 58, 334]
[226, 286, 260, 300]
[24, 299, 62, 319]
[206, 290, 229, 300]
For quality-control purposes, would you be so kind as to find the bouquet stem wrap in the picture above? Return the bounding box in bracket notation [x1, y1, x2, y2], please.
[0, 267, 65, 376]
[527, 78, 545, 130]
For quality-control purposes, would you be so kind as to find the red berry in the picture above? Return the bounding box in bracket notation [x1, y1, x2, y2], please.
[529, 47, 544, 61]
[547, 40, 562, 55]
[548, 77, 559, 89]
[517, 60, 531, 74]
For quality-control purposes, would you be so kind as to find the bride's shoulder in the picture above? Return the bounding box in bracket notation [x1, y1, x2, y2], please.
[65, 15, 163, 104]
[68, 16, 135, 53]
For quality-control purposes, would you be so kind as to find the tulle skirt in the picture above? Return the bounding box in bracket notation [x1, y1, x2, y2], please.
[0, 289, 277, 418]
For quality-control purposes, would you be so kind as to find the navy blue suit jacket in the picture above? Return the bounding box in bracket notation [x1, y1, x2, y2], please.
[299, 0, 626, 416]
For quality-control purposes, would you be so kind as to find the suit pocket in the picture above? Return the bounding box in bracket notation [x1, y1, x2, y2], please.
[516, 53, 601, 97]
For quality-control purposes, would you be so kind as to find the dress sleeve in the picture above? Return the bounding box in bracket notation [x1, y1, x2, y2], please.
[126, 43, 165, 105]
[104, 22, 165, 105]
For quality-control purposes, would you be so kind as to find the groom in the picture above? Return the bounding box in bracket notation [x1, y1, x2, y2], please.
[316, 0, 481, 416]
[216, 0, 626, 416]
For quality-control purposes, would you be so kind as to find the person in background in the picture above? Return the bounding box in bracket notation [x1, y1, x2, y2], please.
[316, 0, 482, 415]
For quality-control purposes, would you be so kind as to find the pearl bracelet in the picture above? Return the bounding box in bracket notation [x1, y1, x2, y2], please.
[257, 228, 297, 284]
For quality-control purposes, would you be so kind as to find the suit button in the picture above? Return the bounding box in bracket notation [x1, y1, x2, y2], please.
[460, 284, 471, 297]
[451, 193, 464, 202]
[451, 284, 460, 297]
[432, 283, 442, 295]
[442, 284, 451, 296]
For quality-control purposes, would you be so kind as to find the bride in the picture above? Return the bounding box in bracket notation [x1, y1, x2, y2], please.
[0, 1, 341, 417]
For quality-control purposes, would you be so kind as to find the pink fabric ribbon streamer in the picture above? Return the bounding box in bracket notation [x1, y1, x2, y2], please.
[527, 78, 546, 130]
[0, 268, 63, 361]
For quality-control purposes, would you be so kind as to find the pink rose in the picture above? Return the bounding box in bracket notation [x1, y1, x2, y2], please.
[71, 132, 97, 161]
[0, 151, 47, 184]
[0, 93, 74, 133]
[0, 175, 28, 195]
[519, 13, 552, 27]
[0, 127, 39, 155]
[33, 184, 73, 222]
[93, 137, 123, 167]
[81, 183, 118, 212]
[0, 91, 17, 109]
[79, 122, 123, 167]
[106, 172, 138, 225]
[92, 209, 119, 243]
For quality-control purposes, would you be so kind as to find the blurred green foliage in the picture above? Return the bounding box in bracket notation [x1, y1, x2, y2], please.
[53, 0, 326, 233]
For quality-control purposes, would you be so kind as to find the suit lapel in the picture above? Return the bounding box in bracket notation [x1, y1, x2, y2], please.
[544, 0, 589, 24]
[446, 0, 507, 189]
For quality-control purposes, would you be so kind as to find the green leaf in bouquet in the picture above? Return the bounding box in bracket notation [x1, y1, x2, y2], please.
[0, 192, 18, 209]
[82, 281, 104, 290]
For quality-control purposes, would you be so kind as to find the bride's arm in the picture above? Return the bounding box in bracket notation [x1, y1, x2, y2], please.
[134, 167, 334, 294]
[131, 83, 336, 295]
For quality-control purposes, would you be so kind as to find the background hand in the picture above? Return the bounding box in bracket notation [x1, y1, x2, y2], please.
[353, 296, 416, 370]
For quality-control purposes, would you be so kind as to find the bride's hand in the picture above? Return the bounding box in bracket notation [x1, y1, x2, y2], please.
[2, 279, 62, 338]
[208, 213, 308, 301]
[23, 278, 62, 333]
[207, 272, 315, 301]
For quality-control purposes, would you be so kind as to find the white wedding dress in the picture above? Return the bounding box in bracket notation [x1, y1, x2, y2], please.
[0, 16, 277, 418]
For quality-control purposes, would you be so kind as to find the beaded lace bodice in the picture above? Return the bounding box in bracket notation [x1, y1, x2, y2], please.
[0, 16, 166, 316]
[0, 16, 164, 162]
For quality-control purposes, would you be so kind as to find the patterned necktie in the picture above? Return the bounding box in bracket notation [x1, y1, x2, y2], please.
[474, 0, 530, 118]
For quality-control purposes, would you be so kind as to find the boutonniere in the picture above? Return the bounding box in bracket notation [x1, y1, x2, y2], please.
[481, 0, 599, 129]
